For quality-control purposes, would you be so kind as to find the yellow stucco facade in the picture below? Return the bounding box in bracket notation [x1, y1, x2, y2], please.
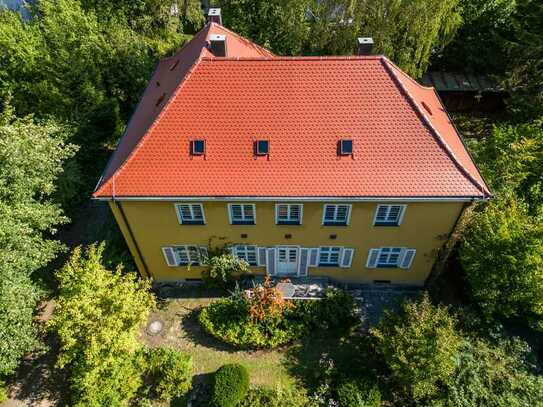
[109, 200, 465, 286]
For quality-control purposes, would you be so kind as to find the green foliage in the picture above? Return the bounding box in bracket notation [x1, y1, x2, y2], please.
[199, 287, 358, 349]
[433, 337, 543, 406]
[202, 254, 251, 289]
[239, 385, 311, 407]
[49, 244, 155, 406]
[466, 122, 543, 210]
[336, 379, 381, 407]
[356, 0, 463, 78]
[0, 379, 7, 403]
[139, 347, 192, 401]
[0, 113, 75, 376]
[371, 293, 463, 401]
[211, 363, 250, 407]
[460, 197, 543, 328]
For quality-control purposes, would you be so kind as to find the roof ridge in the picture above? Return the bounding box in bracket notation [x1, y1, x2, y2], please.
[209, 22, 274, 57]
[200, 55, 384, 62]
[381, 57, 488, 197]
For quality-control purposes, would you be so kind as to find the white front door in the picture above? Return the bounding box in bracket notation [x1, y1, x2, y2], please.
[276, 247, 299, 275]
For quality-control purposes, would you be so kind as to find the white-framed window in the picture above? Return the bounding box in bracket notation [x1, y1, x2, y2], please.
[319, 246, 342, 266]
[275, 204, 303, 225]
[228, 204, 256, 225]
[232, 245, 258, 265]
[366, 247, 416, 269]
[322, 204, 351, 226]
[175, 203, 205, 224]
[373, 204, 406, 226]
[162, 245, 207, 266]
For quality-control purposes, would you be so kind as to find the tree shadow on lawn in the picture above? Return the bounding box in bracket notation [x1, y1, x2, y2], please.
[283, 332, 378, 392]
[180, 307, 243, 354]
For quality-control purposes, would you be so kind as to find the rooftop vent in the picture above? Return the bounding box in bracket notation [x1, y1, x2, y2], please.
[357, 37, 374, 56]
[191, 140, 205, 155]
[254, 140, 269, 156]
[207, 8, 222, 24]
[338, 139, 353, 155]
[169, 59, 179, 71]
[209, 34, 227, 57]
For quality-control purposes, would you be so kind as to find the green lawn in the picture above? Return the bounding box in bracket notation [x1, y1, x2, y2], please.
[139, 294, 296, 389]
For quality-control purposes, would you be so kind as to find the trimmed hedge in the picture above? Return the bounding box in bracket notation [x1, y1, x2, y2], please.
[210, 364, 250, 407]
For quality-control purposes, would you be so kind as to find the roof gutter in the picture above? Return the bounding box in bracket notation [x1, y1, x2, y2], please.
[93, 195, 485, 203]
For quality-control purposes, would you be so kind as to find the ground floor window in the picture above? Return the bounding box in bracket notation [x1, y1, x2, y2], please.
[232, 245, 258, 265]
[318, 246, 342, 266]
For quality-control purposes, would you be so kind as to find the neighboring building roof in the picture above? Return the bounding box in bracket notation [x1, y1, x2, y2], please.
[420, 71, 501, 93]
[94, 22, 490, 200]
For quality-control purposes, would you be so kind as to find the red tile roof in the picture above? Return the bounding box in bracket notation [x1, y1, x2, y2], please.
[94, 23, 490, 199]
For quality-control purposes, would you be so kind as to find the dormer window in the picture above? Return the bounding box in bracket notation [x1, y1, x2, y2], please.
[191, 140, 205, 155]
[254, 140, 269, 156]
[338, 139, 353, 155]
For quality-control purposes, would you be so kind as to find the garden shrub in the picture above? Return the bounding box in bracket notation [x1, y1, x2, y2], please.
[199, 284, 359, 349]
[202, 254, 251, 289]
[239, 386, 310, 407]
[0, 380, 7, 403]
[210, 364, 249, 407]
[140, 347, 192, 401]
[336, 380, 381, 407]
[371, 293, 463, 401]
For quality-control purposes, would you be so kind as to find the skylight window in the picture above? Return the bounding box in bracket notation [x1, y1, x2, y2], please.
[338, 139, 353, 155]
[254, 140, 269, 155]
[191, 140, 205, 155]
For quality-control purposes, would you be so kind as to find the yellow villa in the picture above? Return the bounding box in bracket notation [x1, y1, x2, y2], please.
[93, 9, 490, 286]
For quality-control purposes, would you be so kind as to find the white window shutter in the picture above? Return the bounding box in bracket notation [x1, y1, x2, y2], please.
[400, 249, 416, 269]
[340, 248, 354, 268]
[366, 249, 380, 268]
[299, 248, 309, 276]
[162, 247, 176, 266]
[308, 248, 319, 267]
[266, 248, 276, 276]
[257, 247, 267, 266]
[199, 246, 208, 265]
[227, 246, 235, 256]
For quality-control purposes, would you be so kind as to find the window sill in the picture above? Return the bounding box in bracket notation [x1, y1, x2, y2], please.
[277, 221, 301, 225]
[318, 264, 340, 267]
[376, 265, 398, 269]
[231, 221, 256, 225]
[180, 221, 205, 225]
[322, 222, 348, 226]
[373, 222, 399, 227]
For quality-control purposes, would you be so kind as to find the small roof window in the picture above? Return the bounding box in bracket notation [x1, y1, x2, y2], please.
[338, 139, 353, 155]
[191, 140, 205, 155]
[254, 140, 269, 155]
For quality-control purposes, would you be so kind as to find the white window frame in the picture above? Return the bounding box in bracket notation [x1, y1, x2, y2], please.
[373, 204, 406, 226]
[175, 203, 205, 224]
[228, 203, 256, 225]
[275, 203, 303, 225]
[232, 245, 258, 265]
[318, 246, 343, 266]
[167, 245, 202, 266]
[366, 247, 416, 269]
[322, 204, 352, 226]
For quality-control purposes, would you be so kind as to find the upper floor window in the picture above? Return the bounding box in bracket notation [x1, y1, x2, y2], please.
[319, 246, 342, 266]
[276, 204, 303, 225]
[175, 203, 205, 225]
[191, 139, 205, 155]
[373, 204, 406, 226]
[228, 203, 256, 225]
[322, 204, 351, 226]
[232, 245, 258, 265]
[366, 247, 416, 269]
